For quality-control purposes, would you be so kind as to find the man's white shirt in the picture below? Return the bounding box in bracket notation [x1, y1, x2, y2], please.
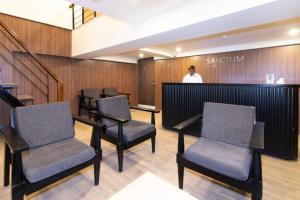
[182, 73, 203, 83]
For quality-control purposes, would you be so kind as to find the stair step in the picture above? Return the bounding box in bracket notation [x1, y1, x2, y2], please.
[17, 95, 34, 101]
[0, 82, 17, 89]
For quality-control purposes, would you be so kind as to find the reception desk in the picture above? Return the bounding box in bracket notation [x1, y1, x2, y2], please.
[162, 83, 299, 160]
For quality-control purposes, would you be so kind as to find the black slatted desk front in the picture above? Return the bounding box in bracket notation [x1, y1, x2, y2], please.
[162, 83, 299, 160]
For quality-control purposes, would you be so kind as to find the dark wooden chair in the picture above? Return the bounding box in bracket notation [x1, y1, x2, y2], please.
[174, 102, 264, 200]
[102, 87, 131, 104]
[0, 87, 24, 187]
[93, 95, 159, 172]
[78, 88, 103, 118]
[0, 102, 102, 200]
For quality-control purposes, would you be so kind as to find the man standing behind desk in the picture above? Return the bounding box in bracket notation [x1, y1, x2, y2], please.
[182, 65, 203, 83]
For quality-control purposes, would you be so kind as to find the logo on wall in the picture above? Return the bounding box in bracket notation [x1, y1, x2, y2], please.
[206, 56, 245, 66]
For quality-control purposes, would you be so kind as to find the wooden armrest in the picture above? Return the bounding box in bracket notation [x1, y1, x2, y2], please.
[0, 126, 29, 153]
[118, 92, 131, 96]
[89, 110, 98, 116]
[250, 121, 264, 152]
[99, 113, 129, 123]
[78, 94, 94, 100]
[130, 106, 160, 113]
[73, 115, 103, 129]
[104, 94, 115, 97]
[174, 114, 203, 131]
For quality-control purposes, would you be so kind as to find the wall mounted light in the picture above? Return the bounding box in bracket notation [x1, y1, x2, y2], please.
[288, 28, 299, 36]
[175, 47, 182, 53]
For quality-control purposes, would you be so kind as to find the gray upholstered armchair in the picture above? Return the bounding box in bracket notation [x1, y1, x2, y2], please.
[94, 95, 159, 172]
[0, 102, 102, 200]
[175, 102, 264, 200]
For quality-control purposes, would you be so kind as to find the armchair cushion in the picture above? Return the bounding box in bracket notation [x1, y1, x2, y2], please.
[106, 120, 155, 142]
[22, 138, 95, 183]
[201, 102, 255, 148]
[183, 137, 252, 181]
[97, 96, 131, 128]
[13, 102, 75, 148]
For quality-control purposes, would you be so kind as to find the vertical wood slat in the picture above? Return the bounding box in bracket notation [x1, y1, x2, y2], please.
[162, 83, 299, 160]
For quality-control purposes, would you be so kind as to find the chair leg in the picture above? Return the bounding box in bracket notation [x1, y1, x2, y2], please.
[4, 143, 10, 186]
[78, 105, 81, 116]
[90, 129, 95, 148]
[12, 184, 24, 200]
[251, 192, 261, 200]
[251, 194, 261, 200]
[117, 145, 124, 172]
[178, 165, 184, 189]
[94, 155, 101, 186]
[252, 151, 262, 200]
[88, 110, 92, 120]
[252, 180, 262, 200]
[151, 135, 156, 153]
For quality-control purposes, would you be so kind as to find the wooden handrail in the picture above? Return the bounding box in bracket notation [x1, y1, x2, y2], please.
[0, 19, 63, 85]
[0, 19, 64, 101]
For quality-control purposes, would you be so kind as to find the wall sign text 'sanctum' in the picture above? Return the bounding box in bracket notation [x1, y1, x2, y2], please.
[207, 56, 245, 65]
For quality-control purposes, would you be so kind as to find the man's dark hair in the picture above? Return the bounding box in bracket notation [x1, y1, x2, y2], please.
[188, 65, 195, 70]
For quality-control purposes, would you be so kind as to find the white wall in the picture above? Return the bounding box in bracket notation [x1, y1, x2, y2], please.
[95, 56, 137, 64]
[0, 0, 72, 29]
[72, 14, 135, 57]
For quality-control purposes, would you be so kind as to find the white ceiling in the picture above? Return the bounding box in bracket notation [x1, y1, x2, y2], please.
[154, 20, 300, 57]
[0, 0, 72, 29]
[69, 0, 276, 24]
[71, 0, 300, 61]
[111, 19, 300, 61]
[84, 0, 194, 24]
[2, 0, 299, 63]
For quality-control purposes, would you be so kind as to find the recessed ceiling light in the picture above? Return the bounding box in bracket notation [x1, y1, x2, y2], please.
[176, 47, 182, 53]
[139, 53, 144, 58]
[222, 35, 227, 39]
[288, 28, 299, 36]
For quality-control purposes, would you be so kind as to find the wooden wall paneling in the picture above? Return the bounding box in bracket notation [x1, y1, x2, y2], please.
[121, 61, 138, 105]
[0, 32, 49, 105]
[0, 13, 71, 57]
[38, 55, 73, 104]
[154, 45, 300, 109]
[13, 52, 49, 104]
[71, 59, 84, 108]
[37, 55, 138, 114]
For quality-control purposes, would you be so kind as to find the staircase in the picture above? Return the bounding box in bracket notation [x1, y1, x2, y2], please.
[0, 19, 64, 106]
[0, 83, 33, 105]
[70, 4, 101, 29]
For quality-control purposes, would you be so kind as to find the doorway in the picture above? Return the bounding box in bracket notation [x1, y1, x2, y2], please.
[138, 58, 155, 107]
